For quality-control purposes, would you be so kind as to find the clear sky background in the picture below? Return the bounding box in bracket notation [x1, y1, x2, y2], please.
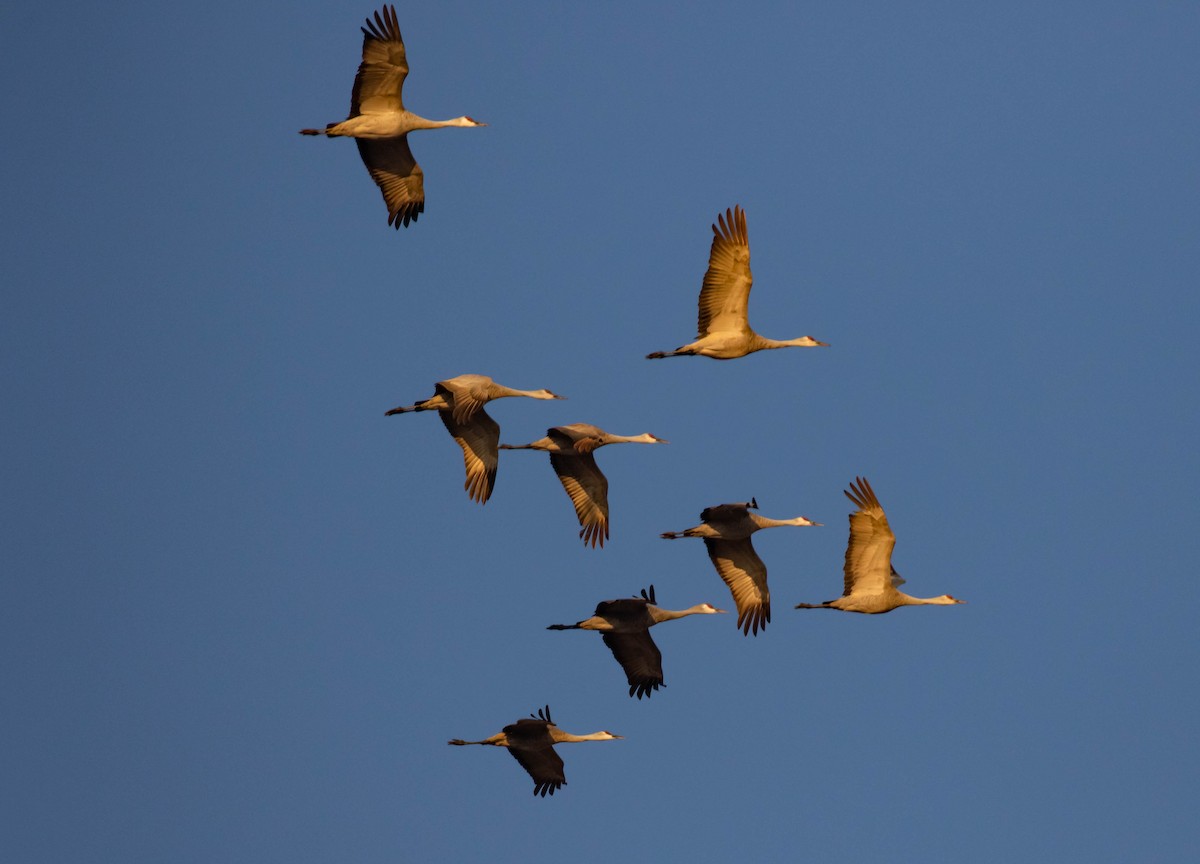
[3, 1, 1198, 861]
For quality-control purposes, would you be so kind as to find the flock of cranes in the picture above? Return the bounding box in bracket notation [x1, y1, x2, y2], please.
[303, 5, 964, 797]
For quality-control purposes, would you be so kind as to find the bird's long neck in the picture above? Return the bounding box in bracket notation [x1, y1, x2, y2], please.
[754, 335, 827, 350]
[896, 593, 959, 607]
[749, 514, 819, 530]
[552, 730, 614, 743]
[408, 114, 479, 130]
[495, 387, 556, 401]
[648, 605, 711, 623]
[605, 433, 660, 445]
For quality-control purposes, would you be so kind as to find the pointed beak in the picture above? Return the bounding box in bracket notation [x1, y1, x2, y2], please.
[714, 608, 729, 614]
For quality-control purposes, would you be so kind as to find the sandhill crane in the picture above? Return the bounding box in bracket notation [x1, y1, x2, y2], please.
[385, 374, 563, 504]
[662, 499, 821, 635]
[300, 5, 486, 228]
[547, 585, 726, 699]
[795, 477, 966, 614]
[448, 705, 622, 797]
[501, 424, 667, 547]
[646, 205, 829, 359]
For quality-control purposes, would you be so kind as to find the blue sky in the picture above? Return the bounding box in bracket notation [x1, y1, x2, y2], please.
[3, 1, 1198, 861]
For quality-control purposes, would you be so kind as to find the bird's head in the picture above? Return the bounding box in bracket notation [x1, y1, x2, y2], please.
[937, 595, 966, 605]
[461, 116, 487, 127]
[699, 603, 727, 614]
[537, 389, 566, 400]
[597, 731, 624, 740]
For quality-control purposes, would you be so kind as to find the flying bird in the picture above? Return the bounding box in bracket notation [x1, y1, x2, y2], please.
[646, 205, 829, 359]
[501, 424, 668, 547]
[385, 374, 563, 504]
[448, 706, 622, 797]
[547, 585, 726, 699]
[300, 5, 486, 228]
[795, 477, 966, 614]
[662, 498, 821, 635]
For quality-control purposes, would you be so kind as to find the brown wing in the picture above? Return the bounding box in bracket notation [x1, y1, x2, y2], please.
[439, 407, 499, 504]
[842, 476, 897, 596]
[549, 424, 605, 453]
[704, 537, 770, 636]
[356, 138, 424, 228]
[351, 5, 409, 115]
[696, 206, 753, 338]
[593, 597, 648, 620]
[436, 376, 489, 425]
[502, 720, 564, 797]
[601, 631, 664, 699]
[697, 501, 757, 537]
[549, 452, 609, 548]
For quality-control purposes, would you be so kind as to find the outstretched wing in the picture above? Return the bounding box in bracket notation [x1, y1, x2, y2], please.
[439, 406, 499, 504]
[502, 720, 566, 797]
[601, 631, 664, 699]
[696, 206, 753, 338]
[351, 4, 409, 115]
[549, 452, 609, 548]
[704, 536, 770, 636]
[356, 138, 424, 228]
[842, 476, 897, 596]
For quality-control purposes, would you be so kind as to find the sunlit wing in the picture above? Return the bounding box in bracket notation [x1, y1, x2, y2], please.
[439, 407, 499, 504]
[704, 537, 770, 635]
[356, 138, 424, 228]
[696, 206, 753, 338]
[842, 476, 896, 596]
[437, 377, 487, 425]
[351, 4, 409, 115]
[550, 423, 605, 454]
[549, 452, 609, 547]
[602, 631, 663, 699]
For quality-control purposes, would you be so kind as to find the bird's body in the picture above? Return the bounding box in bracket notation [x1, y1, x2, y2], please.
[501, 423, 667, 547]
[662, 499, 821, 635]
[300, 5, 486, 228]
[448, 706, 622, 797]
[646, 206, 828, 359]
[548, 586, 725, 698]
[386, 374, 563, 504]
[795, 477, 965, 614]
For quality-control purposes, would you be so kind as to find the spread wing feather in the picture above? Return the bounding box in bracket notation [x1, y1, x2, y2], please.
[501, 720, 565, 797]
[351, 5, 409, 115]
[696, 206, 753, 337]
[842, 476, 897, 596]
[704, 536, 770, 636]
[355, 138, 424, 228]
[438, 407, 499, 504]
[549, 452, 609, 548]
[602, 632, 664, 699]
